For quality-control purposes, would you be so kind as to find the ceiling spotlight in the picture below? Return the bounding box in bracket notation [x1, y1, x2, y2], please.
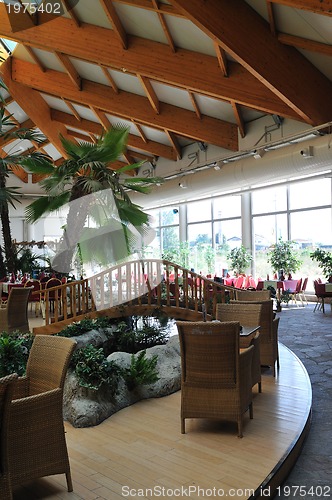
[179, 179, 188, 189]
[272, 114, 284, 127]
[253, 149, 265, 159]
[300, 146, 314, 158]
[198, 141, 207, 152]
[213, 161, 222, 170]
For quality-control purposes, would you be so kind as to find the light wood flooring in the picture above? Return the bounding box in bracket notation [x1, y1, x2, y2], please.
[12, 342, 312, 500]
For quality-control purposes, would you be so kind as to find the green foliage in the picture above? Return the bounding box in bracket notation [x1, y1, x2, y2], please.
[310, 248, 332, 279]
[72, 345, 121, 392]
[58, 316, 116, 337]
[0, 332, 33, 377]
[113, 316, 169, 353]
[227, 245, 253, 274]
[268, 238, 302, 275]
[122, 350, 159, 391]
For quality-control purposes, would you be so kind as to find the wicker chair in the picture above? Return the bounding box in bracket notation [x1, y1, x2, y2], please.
[176, 320, 254, 438]
[226, 300, 279, 376]
[215, 302, 263, 392]
[0, 374, 18, 500]
[8, 335, 76, 492]
[235, 289, 271, 301]
[0, 287, 33, 334]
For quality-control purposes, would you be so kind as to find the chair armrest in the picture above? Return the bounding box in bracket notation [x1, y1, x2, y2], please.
[10, 388, 63, 429]
[12, 376, 30, 399]
[239, 344, 254, 377]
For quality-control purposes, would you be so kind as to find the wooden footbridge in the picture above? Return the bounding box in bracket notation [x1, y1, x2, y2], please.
[33, 259, 236, 334]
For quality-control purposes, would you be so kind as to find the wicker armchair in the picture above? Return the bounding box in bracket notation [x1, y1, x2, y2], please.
[227, 300, 279, 376]
[8, 335, 76, 493]
[0, 287, 33, 333]
[176, 321, 254, 438]
[215, 302, 262, 392]
[235, 289, 271, 301]
[0, 373, 18, 500]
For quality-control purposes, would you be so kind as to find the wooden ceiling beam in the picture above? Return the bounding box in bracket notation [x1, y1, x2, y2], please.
[100, 66, 119, 93]
[188, 92, 201, 120]
[90, 107, 111, 131]
[1, 59, 73, 158]
[62, 99, 81, 121]
[214, 42, 228, 77]
[51, 108, 178, 160]
[267, 0, 332, 16]
[0, 5, 299, 119]
[169, 0, 332, 125]
[138, 75, 160, 114]
[266, 1, 277, 36]
[152, 0, 176, 52]
[99, 0, 127, 49]
[278, 33, 332, 56]
[24, 45, 46, 72]
[12, 59, 239, 150]
[113, 0, 184, 17]
[54, 52, 82, 90]
[61, 0, 81, 26]
[231, 101, 245, 139]
[132, 120, 148, 143]
[165, 130, 182, 159]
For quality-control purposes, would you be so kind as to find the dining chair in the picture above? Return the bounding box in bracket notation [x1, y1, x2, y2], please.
[288, 278, 302, 306]
[0, 373, 18, 500]
[24, 279, 43, 316]
[298, 277, 308, 305]
[176, 320, 254, 437]
[45, 278, 62, 313]
[0, 287, 33, 334]
[7, 335, 76, 493]
[216, 302, 263, 392]
[227, 300, 279, 376]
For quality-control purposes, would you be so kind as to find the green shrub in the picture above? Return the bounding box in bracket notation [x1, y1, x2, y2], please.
[0, 332, 33, 377]
[72, 345, 121, 392]
[59, 316, 118, 337]
[122, 350, 159, 391]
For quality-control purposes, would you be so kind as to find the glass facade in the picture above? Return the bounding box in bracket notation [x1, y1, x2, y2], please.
[146, 175, 332, 289]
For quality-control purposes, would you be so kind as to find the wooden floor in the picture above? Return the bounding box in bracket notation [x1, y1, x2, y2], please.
[12, 343, 311, 500]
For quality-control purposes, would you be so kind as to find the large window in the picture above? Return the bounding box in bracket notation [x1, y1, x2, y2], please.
[145, 176, 332, 286]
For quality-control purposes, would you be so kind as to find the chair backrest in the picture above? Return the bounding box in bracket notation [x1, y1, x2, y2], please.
[230, 300, 274, 344]
[45, 278, 62, 299]
[0, 373, 18, 495]
[6, 287, 33, 333]
[301, 277, 308, 292]
[26, 335, 76, 395]
[24, 279, 41, 293]
[176, 321, 240, 388]
[295, 278, 302, 293]
[235, 289, 271, 301]
[216, 302, 262, 329]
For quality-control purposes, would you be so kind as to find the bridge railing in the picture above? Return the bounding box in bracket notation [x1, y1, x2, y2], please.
[40, 259, 236, 327]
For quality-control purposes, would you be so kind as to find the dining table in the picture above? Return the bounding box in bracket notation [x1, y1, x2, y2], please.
[2, 282, 25, 295]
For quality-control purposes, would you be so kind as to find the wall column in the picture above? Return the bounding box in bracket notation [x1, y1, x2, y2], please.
[241, 192, 254, 275]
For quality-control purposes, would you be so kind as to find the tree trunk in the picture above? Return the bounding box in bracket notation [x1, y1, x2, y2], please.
[0, 174, 16, 274]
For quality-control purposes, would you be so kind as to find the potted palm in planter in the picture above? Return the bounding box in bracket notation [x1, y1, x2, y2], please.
[267, 238, 302, 280]
[227, 245, 253, 275]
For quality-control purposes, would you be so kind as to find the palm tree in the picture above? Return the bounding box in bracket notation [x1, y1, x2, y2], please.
[0, 108, 50, 274]
[24, 126, 162, 274]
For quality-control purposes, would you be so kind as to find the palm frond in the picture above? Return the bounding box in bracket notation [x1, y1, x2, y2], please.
[25, 192, 71, 223]
[11, 129, 47, 144]
[0, 186, 21, 209]
[116, 160, 144, 174]
[19, 153, 54, 174]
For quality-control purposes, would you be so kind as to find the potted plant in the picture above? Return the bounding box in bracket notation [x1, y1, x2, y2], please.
[227, 245, 253, 275]
[310, 248, 332, 282]
[267, 238, 302, 279]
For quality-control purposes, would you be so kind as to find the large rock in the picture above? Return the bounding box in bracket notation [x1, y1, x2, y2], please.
[63, 334, 181, 428]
